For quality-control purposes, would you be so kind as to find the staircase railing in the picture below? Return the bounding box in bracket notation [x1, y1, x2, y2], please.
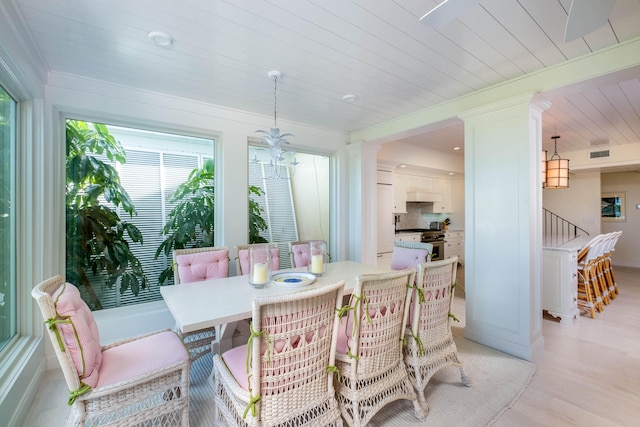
[543, 208, 589, 247]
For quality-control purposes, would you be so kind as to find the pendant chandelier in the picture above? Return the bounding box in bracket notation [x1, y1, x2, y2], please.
[252, 70, 297, 179]
[545, 136, 570, 189]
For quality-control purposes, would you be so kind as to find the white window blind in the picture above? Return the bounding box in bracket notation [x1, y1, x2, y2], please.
[249, 162, 299, 269]
[74, 124, 214, 309]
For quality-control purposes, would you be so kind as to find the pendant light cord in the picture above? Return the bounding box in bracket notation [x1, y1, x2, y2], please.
[551, 136, 560, 159]
[273, 75, 278, 128]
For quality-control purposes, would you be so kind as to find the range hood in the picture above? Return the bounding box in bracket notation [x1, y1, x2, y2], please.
[406, 191, 442, 203]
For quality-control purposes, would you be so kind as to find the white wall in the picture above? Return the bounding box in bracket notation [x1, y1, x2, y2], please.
[542, 169, 640, 268]
[42, 71, 351, 362]
[543, 172, 601, 237]
[450, 176, 465, 229]
[602, 171, 640, 268]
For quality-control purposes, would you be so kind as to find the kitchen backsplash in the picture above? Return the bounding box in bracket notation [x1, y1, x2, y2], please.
[395, 204, 448, 230]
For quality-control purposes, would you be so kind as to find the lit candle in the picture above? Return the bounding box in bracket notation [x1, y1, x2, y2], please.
[310, 254, 324, 274]
[252, 262, 268, 284]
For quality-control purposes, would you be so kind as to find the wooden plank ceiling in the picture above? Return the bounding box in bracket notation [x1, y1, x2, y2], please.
[12, 0, 640, 165]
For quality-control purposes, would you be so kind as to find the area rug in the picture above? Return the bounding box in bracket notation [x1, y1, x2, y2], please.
[189, 336, 535, 426]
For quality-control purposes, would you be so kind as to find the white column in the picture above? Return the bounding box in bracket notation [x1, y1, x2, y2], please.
[460, 94, 549, 361]
[347, 141, 379, 265]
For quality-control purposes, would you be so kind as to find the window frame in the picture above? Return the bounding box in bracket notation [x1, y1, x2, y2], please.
[0, 83, 17, 353]
[247, 140, 336, 264]
[0, 68, 48, 426]
[59, 112, 221, 309]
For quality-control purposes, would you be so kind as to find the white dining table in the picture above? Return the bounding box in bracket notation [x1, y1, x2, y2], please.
[160, 260, 389, 353]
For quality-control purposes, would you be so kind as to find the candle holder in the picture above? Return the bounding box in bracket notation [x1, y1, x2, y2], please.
[249, 243, 272, 288]
[308, 240, 327, 275]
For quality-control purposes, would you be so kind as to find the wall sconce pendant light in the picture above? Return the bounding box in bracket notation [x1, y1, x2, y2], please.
[545, 136, 569, 189]
[253, 70, 297, 179]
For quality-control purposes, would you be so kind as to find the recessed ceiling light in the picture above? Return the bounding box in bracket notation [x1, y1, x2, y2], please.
[399, 164, 406, 168]
[148, 31, 173, 47]
[342, 94, 357, 103]
[453, 146, 460, 150]
[449, 172, 454, 175]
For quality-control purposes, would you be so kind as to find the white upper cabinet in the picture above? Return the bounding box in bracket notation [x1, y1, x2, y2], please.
[427, 178, 452, 213]
[393, 174, 407, 213]
[405, 175, 433, 193]
[377, 169, 394, 185]
[399, 173, 452, 213]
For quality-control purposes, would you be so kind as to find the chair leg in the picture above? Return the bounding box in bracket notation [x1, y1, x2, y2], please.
[596, 261, 610, 306]
[577, 270, 596, 319]
[604, 257, 618, 299]
[588, 267, 604, 313]
[412, 396, 429, 421]
[415, 389, 429, 415]
[460, 367, 471, 387]
[609, 263, 619, 295]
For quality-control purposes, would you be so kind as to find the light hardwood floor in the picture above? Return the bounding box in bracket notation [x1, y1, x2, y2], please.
[494, 265, 640, 427]
[23, 265, 639, 426]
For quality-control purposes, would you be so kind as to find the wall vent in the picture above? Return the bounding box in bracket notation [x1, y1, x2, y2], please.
[590, 150, 610, 159]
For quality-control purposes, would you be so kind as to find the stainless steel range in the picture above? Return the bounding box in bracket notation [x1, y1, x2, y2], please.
[420, 230, 445, 261]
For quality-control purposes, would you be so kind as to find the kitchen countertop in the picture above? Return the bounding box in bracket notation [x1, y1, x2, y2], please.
[394, 228, 465, 234]
[543, 234, 591, 252]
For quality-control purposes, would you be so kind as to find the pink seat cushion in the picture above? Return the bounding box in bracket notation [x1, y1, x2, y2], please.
[336, 314, 355, 354]
[238, 247, 281, 275]
[52, 283, 102, 387]
[176, 249, 229, 283]
[96, 331, 188, 388]
[390, 247, 430, 270]
[222, 344, 250, 390]
[291, 245, 310, 268]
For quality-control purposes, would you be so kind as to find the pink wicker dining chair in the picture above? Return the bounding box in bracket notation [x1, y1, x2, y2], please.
[173, 245, 230, 285]
[234, 244, 281, 275]
[390, 241, 433, 270]
[213, 280, 345, 426]
[32, 276, 190, 427]
[403, 256, 470, 412]
[334, 269, 426, 426]
[233, 244, 281, 342]
[288, 240, 331, 268]
[173, 246, 229, 360]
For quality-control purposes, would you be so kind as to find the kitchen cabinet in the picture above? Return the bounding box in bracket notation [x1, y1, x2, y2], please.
[542, 248, 579, 324]
[393, 173, 407, 213]
[377, 169, 393, 185]
[404, 175, 432, 193]
[424, 179, 451, 213]
[395, 232, 422, 243]
[444, 230, 464, 264]
[377, 183, 395, 255]
[399, 173, 452, 213]
[377, 252, 392, 269]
